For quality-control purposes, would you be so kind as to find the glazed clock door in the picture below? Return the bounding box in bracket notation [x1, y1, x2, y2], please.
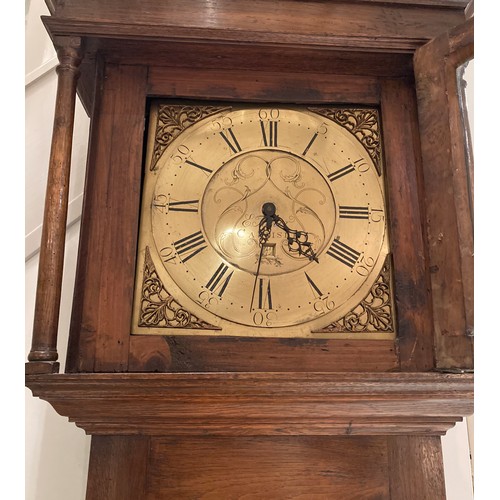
[132, 103, 393, 339]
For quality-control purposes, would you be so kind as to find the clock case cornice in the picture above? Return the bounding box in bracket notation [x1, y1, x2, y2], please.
[42, 0, 468, 115]
[27, 1, 473, 438]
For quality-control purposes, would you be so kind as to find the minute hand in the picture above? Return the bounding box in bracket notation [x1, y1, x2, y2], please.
[249, 207, 274, 313]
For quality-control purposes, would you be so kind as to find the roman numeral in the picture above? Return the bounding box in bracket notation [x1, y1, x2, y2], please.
[302, 132, 318, 156]
[219, 128, 242, 154]
[167, 199, 199, 213]
[206, 263, 234, 297]
[328, 163, 356, 182]
[260, 120, 278, 147]
[339, 206, 369, 220]
[258, 278, 273, 310]
[173, 231, 207, 263]
[185, 159, 213, 174]
[305, 272, 323, 298]
[326, 238, 361, 268]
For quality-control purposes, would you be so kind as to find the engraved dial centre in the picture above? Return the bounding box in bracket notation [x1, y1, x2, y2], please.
[200, 149, 336, 277]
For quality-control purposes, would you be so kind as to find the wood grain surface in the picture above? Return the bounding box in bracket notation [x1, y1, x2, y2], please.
[66, 63, 147, 372]
[380, 79, 436, 371]
[147, 436, 389, 499]
[86, 436, 149, 500]
[388, 436, 446, 499]
[84, 433, 453, 499]
[42, 0, 465, 54]
[148, 67, 381, 105]
[100, 41, 415, 78]
[28, 37, 83, 367]
[26, 372, 473, 436]
[414, 19, 473, 369]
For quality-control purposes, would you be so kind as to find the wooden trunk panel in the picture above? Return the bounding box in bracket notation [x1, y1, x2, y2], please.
[388, 436, 446, 500]
[84, 434, 449, 499]
[86, 436, 150, 500]
[147, 436, 389, 499]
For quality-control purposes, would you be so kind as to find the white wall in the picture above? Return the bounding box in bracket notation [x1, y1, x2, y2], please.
[25, 0, 88, 260]
[24, 1, 473, 497]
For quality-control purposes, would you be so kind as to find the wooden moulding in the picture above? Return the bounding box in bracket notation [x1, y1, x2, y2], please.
[41, 0, 466, 54]
[26, 371, 473, 436]
[41, 1, 466, 114]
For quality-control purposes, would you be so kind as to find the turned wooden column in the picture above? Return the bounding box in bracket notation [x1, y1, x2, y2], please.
[27, 37, 83, 372]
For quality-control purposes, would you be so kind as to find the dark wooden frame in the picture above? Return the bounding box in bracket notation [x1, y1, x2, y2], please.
[63, 62, 435, 374]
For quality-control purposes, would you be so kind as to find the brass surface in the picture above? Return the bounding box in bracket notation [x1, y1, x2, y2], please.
[132, 104, 393, 338]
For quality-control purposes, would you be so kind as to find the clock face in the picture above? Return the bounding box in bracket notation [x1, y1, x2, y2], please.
[133, 105, 390, 337]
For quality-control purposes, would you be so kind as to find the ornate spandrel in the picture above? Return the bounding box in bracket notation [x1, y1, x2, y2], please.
[139, 246, 219, 330]
[315, 255, 395, 334]
[309, 107, 382, 175]
[151, 105, 230, 171]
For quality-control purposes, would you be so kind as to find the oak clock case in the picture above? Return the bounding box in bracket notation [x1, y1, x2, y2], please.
[132, 103, 393, 338]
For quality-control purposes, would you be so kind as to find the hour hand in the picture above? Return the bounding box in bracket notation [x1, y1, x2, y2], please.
[285, 228, 319, 263]
[260, 202, 318, 262]
[273, 215, 319, 262]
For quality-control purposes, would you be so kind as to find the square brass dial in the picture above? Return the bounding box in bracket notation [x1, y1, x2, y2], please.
[132, 102, 395, 339]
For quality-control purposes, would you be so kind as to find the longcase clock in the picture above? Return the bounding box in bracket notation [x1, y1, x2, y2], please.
[26, 1, 473, 498]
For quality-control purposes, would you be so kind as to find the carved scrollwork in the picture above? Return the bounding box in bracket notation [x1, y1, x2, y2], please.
[309, 107, 382, 175]
[315, 255, 394, 334]
[151, 105, 230, 171]
[138, 247, 219, 330]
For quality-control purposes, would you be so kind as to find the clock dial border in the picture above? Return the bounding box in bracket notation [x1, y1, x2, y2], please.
[131, 102, 395, 339]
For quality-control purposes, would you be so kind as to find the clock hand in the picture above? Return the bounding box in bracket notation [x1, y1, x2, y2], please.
[261, 202, 319, 262]
[249, 204, 274, 312]
[274, 216, 319, 262]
